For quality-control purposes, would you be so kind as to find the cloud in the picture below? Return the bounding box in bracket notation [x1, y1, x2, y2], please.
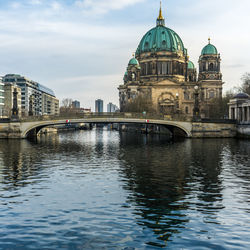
[29, 0, 42, 5]
[10, 1, 22, 9]
[75, 0, 145, 15]
[0, 0, 250, 107]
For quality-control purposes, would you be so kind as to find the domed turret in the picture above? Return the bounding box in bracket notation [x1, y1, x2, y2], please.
[201, 43, 218, 55]
[198, 38, 222, 81]
[188, 61, 195, 69]
[128, 57, 139, 65]
[233, 93, 250, 99]
[187, 60, 197, 82]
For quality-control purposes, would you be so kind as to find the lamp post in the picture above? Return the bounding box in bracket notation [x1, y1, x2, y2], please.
[29, 94, 34, 116]
[11, 88, 19, 119]
[175, 93, 179, 114]
[193, 85, 200, 120]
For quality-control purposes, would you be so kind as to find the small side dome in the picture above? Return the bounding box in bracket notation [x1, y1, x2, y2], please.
[201, 44, 217, 55]
[128, 57, 139, 65]
[188, 61, 195, 69]
[233, 93, 250, 99]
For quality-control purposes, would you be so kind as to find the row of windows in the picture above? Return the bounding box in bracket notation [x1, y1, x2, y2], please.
[201, 62, 220, 72]
[140, 61, 185, 76]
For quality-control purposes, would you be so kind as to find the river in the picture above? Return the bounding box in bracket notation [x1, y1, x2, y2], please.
[0, 129, 249, 249]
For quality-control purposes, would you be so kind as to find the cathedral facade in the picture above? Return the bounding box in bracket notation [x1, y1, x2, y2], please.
[118, 5, 223, 118]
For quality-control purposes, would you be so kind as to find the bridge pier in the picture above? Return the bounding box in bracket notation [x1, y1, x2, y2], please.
[0, 121, 22, 139]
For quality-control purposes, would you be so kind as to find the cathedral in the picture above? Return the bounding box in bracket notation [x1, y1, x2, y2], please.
[118, 4, 223, 118]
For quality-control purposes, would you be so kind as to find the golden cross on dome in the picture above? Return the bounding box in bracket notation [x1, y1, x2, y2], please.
[208, 37, 211, 44]
[158, 1, 164, 20]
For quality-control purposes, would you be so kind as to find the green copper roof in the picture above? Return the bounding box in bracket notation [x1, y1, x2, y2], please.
[201, 43, 217, 55]
[188, 61, 195, 69]
[124, 71, 128, 76]
[136, 25, 186, 55]
[128, 57, 139, 65]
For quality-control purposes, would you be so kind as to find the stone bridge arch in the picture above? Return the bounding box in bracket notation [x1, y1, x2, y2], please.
[20, 118, 192, 139]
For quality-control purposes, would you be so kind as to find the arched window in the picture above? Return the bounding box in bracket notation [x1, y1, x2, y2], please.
[162, 40, 167, 49]
[157, 62, 162, 74]
[162, 62, 167, 74]
[203, 63, 206, 71]
[185, 107, 189, 114]
[209, 63, 214, 71]
[184, 92, 189, 100]
[209, 91, 215, 99]
[148, 63, 152, 75]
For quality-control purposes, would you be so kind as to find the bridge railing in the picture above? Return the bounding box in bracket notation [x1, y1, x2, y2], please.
[19, 112, 190, 122]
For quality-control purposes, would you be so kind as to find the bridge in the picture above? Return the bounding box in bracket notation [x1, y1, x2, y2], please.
[0, 113, 236, 139]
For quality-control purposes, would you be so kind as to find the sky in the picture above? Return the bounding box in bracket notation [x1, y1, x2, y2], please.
[0, 0, 249, 111]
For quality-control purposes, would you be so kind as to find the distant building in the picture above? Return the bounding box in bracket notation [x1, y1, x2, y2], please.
[107, 102, 119, 112]
[0, 77, 4, 117]
[229, 93, 250, 123]
[4, 83, 22, 118]
[2, 74, 59, 116]
[95, 99, 103, 112]
[72, 100, 80, 108]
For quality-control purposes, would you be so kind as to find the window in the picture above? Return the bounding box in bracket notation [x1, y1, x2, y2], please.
[185, 107, 189, 114]
[203, 63, 206, 71]
[209, 91, 215, 99]
[209, 63, 214, 71]
[184, 92, 189, 100]
[162, 62, 167, 74]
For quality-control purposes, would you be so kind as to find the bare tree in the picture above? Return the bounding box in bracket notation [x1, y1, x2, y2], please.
[124, 94, 156, 113]
[208, 90, 235, 119]
[61, 98, 73, 108]
[239, 72, 250, 95]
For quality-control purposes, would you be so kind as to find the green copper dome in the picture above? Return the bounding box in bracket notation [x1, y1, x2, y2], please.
[136, 25, 186, 55]
[201, 43, 218, 55]
[135, 5, 187, 56]
[128, 57, 139, 65]
[188, 61, 195, 69]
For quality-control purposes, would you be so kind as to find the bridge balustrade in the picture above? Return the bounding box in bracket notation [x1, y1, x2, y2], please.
[19, 112, 190, 122]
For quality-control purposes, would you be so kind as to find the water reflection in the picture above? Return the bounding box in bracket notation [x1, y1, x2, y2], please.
[0, 130, 249, 249]
[117, 135, 229, 247]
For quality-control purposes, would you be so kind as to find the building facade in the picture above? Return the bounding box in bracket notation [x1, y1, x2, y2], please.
[118, 5, 223, 118]
[228, 93, 250, 123]
[72, 100, 80, 109]
[3, 74, 59, 116]
[95, 99, 103, 113]
[107, 102, 119, 112]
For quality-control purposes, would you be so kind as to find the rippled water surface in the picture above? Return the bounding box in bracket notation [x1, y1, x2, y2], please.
[0, 129, 250, 249]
